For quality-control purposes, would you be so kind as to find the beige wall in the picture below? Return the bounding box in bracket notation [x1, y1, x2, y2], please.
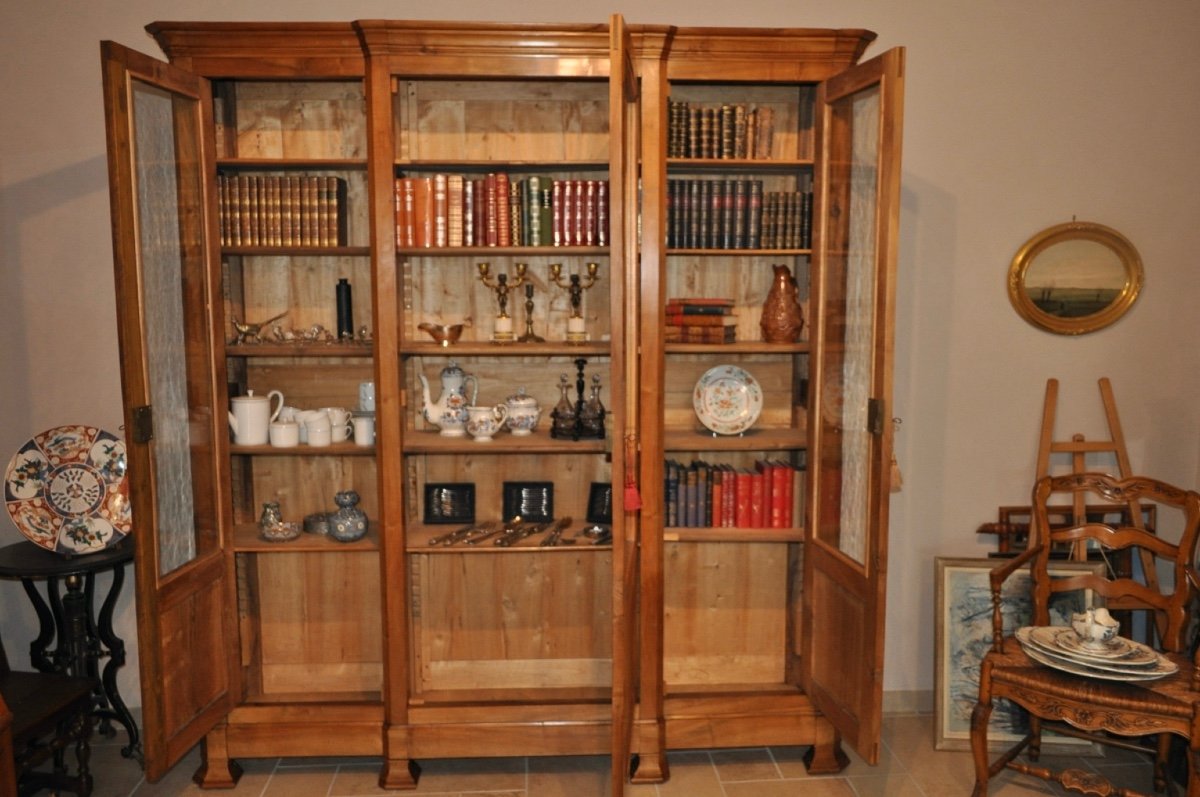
[2, 0, 1199, 720]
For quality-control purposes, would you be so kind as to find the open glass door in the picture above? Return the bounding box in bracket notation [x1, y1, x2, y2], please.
[607, 13, 640, 794]
[101, 41, 237, 781]
[802, 47, 904, 765]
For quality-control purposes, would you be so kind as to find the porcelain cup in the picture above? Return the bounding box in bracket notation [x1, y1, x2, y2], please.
[353, 415, 376, 447]
[1071, 607, 1119, 649]
[323, 407, 354, 443]
[303, 414, 332, 447]
[228, 389, 284, 446]
[466, 404, 508, 442]
[269, 420, 300, 448]
[294, 409, 326, 444]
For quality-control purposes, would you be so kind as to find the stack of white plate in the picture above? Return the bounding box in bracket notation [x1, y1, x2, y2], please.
[1016, 626, 1178, 682]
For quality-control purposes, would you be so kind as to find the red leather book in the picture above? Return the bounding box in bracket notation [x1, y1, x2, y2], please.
[748, 469, 766, 528]
[552, 180, 564, 246]
[734, 470, 752, 528]
[771, 460, 791, 528]
[496, 173, 511, 247]
[484, 173, 499, 247]
[755, 460, 774, 527]
[583, 180, 597, 246]
[596, 180, 608, 247]
[447, 174, 464, 247]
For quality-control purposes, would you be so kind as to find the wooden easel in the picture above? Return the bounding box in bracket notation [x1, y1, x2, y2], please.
[1036, 377, 1158, 610]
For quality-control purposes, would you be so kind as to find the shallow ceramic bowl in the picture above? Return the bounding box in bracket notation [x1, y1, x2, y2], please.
[260, 521, 301, 543]
[303, 512, 331, 535]
[418, 322, 464, 346]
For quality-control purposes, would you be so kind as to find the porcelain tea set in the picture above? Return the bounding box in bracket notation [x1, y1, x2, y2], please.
[228, 386, 375, 448]
[418, 361, 543, 442]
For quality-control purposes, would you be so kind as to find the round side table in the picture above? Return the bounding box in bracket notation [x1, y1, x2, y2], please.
[0, 536, 141, 762]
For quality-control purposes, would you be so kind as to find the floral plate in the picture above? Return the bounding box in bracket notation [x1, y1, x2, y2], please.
[4, 425, 131, 555]
[693, 365, 763, 436]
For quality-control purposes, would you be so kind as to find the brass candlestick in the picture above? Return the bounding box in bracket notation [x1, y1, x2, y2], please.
[518, 282, 544, 343]
[549, 262, 600, 343]
[477, 262, 528, 342]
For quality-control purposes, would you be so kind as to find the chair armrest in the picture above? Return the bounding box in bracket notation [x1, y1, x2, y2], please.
[986, 546, 1044, 652]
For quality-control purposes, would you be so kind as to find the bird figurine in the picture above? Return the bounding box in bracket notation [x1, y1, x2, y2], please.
[231, 311, 287, 345]
[418, 322, 464, 347]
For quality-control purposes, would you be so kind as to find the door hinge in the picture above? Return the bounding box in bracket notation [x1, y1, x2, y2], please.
[867, 398, 885, 436]
[131, 405, 154, 444]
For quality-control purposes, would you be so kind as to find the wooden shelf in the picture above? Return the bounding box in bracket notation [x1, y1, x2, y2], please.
[666, 248, 811, 256]
[667, 157, 813, 173]
[402, 341, 610, 357]
[663, 527, 803, 543]
[226, 342, 373, 358]
[232, 522, 380, 552]
[397, 245, 609, 257]
[230, 442, 375, 456]
[217, 157, 368, 170]
[222, 245, 370, 256]
[402, 431, 607, 454]
[396, 160, 609, 173]
[664, 427, 806, 452]
[664, 342, 808, 355]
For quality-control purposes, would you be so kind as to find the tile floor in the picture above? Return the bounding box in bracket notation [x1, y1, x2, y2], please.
[80, 713, 1161, 796]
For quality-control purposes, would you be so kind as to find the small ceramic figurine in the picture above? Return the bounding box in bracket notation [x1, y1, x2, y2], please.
[231, 311, 287, 345]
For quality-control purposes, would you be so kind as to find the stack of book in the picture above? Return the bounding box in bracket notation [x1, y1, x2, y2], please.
[664, 459, 805, 529]
[667, 178, 763, 250]
[217, 174, 348, 247]
[667, 101, 775, 160]
[394, 174, 609, 249]
[665, 298, 736, 343]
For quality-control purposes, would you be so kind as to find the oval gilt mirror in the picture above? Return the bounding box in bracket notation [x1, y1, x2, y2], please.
[1007, 221, 1143, 335]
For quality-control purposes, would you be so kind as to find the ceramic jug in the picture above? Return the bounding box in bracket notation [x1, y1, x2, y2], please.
[418, 361, 478, 436]
[760, 263, 804, 343]
[228, 389, 284, 446]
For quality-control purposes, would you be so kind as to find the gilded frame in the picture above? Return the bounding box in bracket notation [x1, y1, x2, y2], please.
[1007, 221, 1143, 335]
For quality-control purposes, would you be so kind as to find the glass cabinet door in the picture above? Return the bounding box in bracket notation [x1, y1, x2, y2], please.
[803, 47, 904, 765]
[101, 41, 236, 780]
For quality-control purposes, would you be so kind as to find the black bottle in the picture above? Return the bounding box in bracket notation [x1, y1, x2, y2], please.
[336, 278, 353, 339]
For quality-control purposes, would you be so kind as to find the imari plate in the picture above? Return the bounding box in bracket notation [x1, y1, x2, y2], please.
[4, 425, 131, 555]
[693, 365, 763, 436]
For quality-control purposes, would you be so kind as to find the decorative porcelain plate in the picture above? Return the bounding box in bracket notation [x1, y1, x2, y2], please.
[693, 365, 763, 436]
[1016, 627, 1177, 680]
[4, 425, 131, 555]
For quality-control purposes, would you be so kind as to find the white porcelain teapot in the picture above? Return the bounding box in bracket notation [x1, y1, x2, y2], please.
[228, 389, 284, 446]
[418, 361, 478, 436]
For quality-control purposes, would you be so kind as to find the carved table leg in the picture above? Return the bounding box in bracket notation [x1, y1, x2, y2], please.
[19, 577, 56, 672]
[93, 564, 140, 761]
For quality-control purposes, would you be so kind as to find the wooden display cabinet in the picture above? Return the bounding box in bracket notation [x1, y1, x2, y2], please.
[100, 16, 902, 796]
[629, 28, 904, 781]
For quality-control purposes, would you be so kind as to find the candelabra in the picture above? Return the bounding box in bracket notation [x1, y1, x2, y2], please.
[477, 262, 528, 342]
[549, 262, 600, 343]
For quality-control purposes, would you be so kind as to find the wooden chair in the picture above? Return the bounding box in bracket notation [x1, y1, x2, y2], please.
[971, 472, 1200, 797]
[0, 628, 93, 796]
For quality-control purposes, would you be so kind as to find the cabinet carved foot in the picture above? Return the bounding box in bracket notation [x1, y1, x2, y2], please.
[380, 758, 420, 790]
[195, 730, 241, 788]
[802, 723, 849, 775]
[628, 750, 668, 784]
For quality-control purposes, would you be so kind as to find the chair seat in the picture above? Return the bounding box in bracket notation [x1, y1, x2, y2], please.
[1, 671, 95, 743]
[986, 635, 1199, 736]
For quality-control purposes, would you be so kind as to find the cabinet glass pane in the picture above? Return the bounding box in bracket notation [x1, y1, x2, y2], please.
[131, 79, 212, 575]
[817, 85, 880, 565]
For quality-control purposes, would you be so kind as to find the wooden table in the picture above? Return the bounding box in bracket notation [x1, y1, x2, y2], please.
[0, 537, 140, 762]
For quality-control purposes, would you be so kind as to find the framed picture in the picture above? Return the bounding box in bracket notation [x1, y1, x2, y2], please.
[978, 503, 1155, 556]
[934, 556, 1105, 752]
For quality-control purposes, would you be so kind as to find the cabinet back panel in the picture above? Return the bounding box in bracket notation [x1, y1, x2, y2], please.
[215, 81, 367, 160]
[663, 354, 803, 430]
[235, 254, 374, 333]
[246, 361, 375, 416]
[398, 81, 608, 162]
[404, 256, 613, 345]
[250, 551, 382, 696]
[412, 551, 613, 692]
[663, 541, 787, 685]
[247, 455, 379, 521]
[411, 453, 608, 524]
